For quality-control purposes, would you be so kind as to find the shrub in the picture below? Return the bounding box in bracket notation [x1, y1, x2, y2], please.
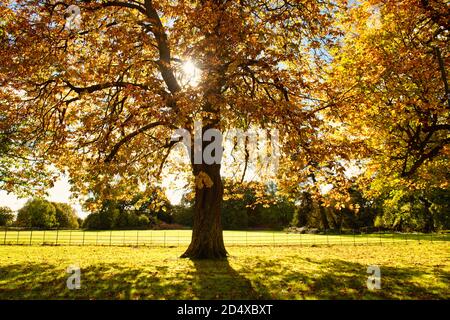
[0, 206, 14, 226]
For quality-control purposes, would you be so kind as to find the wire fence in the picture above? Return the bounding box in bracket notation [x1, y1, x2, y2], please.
[0, 228, 448, 247]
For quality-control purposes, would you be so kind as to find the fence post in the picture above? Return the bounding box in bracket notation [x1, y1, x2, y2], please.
[29, 229, 33, 245]
[3, 227, 7, 245]
[379, 231, 382, 245]
[109, 230, 112, 246]
[69, 230, 72, 246]
[136, 231, 139, 246]
[43, 230, 46, 245]
[56, 229, 59, 245]
[82, 231, 85, 246]
[326, 229, 329, 246]
[353, 230, 356, 246]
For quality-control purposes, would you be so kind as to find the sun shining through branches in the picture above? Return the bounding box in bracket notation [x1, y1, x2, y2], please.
[180, 60, 201, 87]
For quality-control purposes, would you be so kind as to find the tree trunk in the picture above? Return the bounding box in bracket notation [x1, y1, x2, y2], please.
[180, 67, 227, 259]
[319, 202, 330, 230]
[419, 196, 435, 233]
[181, 162, 227, 259]
[180, 118, 227, 259]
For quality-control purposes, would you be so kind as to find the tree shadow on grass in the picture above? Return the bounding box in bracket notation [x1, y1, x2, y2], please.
[0, 258, 448, 299]
[0, 263, 156, 299]
[0, 260, 270, 300]
[188, 258, 271, 299]
[236, 257, 450, 300]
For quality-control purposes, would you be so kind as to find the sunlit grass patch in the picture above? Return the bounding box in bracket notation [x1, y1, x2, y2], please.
[0, 243, 448, 299]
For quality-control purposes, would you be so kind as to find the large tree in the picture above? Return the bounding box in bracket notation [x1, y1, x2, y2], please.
[326, 0, 449, 200]
[1, 0, 347, 258]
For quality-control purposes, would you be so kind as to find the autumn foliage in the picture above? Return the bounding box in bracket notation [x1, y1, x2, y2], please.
[0, 0, 448, 258]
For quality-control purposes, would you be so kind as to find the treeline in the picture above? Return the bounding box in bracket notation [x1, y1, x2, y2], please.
[2, 184, 448, 232]
[81, 195, 172, 230]
[0, 198, 81, 229]
[172, 185, 450, 232]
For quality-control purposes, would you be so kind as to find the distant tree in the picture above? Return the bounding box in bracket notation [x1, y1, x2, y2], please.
[175, 181, 296, 230]
[259, 199, 295, 230]
[82, 191, 165, 230]
[221, 199, 249, 230]
[428, 188, 450, 231]
[291, 192, 314, 228]
[332, 187, 378, 230]
[375, 187, 450, 232]
[127, 213, 140, 229]
[82, 213, 100, 230]
[137, 215, 150, 229]
[16, 199, 57, 228]
[172, 205, 194, 227]
[76, 217, 84, 228]
[52, 202, 79, 229]
[96, 203, 119, 229]
[0, 206, 14, 226]
[114, 210, 131, 229]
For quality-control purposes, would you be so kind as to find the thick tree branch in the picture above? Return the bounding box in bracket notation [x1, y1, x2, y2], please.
[101, 1, 147, 14]
[401, 138, 450, 177]
[433, 46, 450, 109]
[143, 0, 181, 94]
[63, 80, 150, 94]
[105, 121, 169, 163]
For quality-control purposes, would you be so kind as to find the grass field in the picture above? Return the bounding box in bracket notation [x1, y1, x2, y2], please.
[0, 243, 448, 299]
[0, 229, 448, 247]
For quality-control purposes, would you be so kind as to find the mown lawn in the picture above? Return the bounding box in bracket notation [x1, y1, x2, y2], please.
[0, 243, 448, 299]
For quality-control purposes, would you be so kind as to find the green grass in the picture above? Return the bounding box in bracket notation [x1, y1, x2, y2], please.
[0, 243, 448, 299]
[0, 229, 448, 247]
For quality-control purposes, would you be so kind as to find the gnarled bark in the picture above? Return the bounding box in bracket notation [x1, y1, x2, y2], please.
[181, 162, 227, 259]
